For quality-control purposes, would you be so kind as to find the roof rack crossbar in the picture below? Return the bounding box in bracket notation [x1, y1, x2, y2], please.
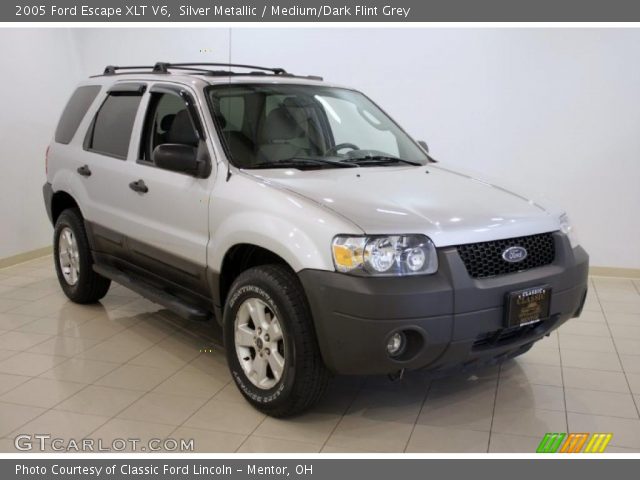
[157, 62, 287, 75]
[103, 65, 158, 75]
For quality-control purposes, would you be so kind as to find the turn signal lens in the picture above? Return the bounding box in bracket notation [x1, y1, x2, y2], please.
[332, 234, 437, 276]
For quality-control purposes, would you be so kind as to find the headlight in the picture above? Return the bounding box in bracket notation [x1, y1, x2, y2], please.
[559, 213, 580, 248]
[332, 234, 438, 276]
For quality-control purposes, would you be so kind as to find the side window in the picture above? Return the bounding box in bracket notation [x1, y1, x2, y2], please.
[139, 91, 199, 164]
[85, 93, 142, 159]
[55, 85, 101, 144]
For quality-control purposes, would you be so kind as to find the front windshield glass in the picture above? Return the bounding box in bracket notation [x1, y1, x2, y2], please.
[206, 84, 429, 169]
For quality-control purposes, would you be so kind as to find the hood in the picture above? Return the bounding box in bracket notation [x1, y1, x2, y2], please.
[245, 164, 561, 247]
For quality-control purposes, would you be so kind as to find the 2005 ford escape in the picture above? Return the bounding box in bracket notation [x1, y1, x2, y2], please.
[43, 62, 589, 416]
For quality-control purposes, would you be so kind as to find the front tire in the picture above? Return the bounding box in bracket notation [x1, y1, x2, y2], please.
[53, 208, 111, 303]
[223, 264, 330, 417]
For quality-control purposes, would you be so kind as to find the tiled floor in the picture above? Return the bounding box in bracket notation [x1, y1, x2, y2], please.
[0, 255, 639, 453]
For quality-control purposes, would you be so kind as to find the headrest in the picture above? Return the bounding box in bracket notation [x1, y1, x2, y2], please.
[166, 110, 198, 146]
[160, 113, 175, 132]
[261, 107, 304, 143]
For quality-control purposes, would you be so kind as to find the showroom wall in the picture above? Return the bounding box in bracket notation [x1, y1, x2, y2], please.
[1, 28, 638, 269]
[0, 29, 82, 262]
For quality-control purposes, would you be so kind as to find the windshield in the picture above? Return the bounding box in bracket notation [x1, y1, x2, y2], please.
[206, 84, 429, 169]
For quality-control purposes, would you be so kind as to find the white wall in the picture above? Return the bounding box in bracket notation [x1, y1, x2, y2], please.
[0, 29, 82, 260]
[3, 28, 639, 268]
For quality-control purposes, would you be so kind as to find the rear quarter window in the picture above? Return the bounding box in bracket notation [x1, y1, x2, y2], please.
[54, 86, 101, 144]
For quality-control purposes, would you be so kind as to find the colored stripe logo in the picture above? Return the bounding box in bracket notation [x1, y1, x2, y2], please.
[537, 433, 612, 453]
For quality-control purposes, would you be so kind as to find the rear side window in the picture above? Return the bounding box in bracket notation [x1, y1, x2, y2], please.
[55, 86, 101, 144]
[85, 93, 142, 159]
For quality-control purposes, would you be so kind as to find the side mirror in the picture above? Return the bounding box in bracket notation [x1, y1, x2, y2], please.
[417, 140, 429, 153]
[152, 144, 199, 175]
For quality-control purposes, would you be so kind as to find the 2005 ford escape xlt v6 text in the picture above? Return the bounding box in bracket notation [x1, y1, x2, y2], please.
[43, 62, 589, 416]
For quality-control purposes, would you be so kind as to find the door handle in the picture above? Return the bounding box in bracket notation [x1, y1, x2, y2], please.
[77, 165, 92, 177]
[129, 179, 148, 194]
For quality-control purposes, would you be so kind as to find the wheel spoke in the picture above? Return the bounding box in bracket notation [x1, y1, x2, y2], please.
[252, 354, 268, 385]
[267, 318, 283, 342]
[247, 298, 268, 329]
[268, 350, 285, 382]
[235, 324, 255, 347]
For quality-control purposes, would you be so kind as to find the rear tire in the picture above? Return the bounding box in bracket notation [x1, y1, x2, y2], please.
[223, 264, 330, 417]
[53, 208, 111, 303]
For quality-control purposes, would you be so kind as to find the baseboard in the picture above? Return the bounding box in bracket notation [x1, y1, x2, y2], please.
[590, 266, 640, 279]
[0, 246, 52, 269]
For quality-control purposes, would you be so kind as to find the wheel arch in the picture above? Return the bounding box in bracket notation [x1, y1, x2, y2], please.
[51, 190, 82, 225]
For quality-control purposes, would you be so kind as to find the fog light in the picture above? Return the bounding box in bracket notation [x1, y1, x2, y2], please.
[386, 332, 406, 357]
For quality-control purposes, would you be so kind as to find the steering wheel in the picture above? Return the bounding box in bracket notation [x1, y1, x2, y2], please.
[324, 143, 359, 156]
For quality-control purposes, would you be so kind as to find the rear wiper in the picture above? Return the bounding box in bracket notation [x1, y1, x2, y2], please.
[344, 155, 422, 166]
[249, 157, 357, 169]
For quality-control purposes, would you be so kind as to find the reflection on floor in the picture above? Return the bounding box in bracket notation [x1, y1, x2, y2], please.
[0, 255, 639, 453]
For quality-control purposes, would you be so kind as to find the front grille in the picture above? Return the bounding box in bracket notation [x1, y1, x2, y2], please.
[456, 232, 555, 279]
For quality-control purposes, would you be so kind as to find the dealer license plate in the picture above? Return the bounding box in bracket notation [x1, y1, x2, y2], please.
[505, 285, 551, 327]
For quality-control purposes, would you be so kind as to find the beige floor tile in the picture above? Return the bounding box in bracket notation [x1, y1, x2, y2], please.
[561, 349, 623, 372]
[593, 278, 638, 291]
[55, 385, 144, 417]
[0, 402, 46, 437]
[152, 366, 227, 399]
[562, 367, 629, 393]
[0, 373, 30, 395]
[606, 312, 640, 326]
[582, 298, 602, 313]
[28, 336, 101, 357]
[60, 316, 136, 341]
[610, 324, 640, 341]
[17, 316, 91, 336]
[39, 358, 118, 384]
[500, 361, 563, 387]
[212, 382, 246, 403]
[558, 321, 611, 338]
[253, 413, 342, 445]
[117, 391, 208, 426]
[127, 339, 199, 370]
[574, 310, 607, 323]
[602, 301, 640, 315]
[0, 378, 85, 408]
[326, 416, 414, 453]
[559, 334, 616, 353]
[0, 352, 67, 376]
[0, 313, 41, 330]
[627, 373, 640, 395]
[172, 426, 246, 453]
[596, 289, 640, 303]
[418, 390, 495, 432]
[0, 331, 52, 351]
[117, 298, 164, 314]
[406, 425, 489, 453]
[187, 353, 232, 384]
[0, 350, 17, 362]
[565, 388, 638, 419]
[606, 445, 640, 453]
[125, 317, 179, 343]
[183, 398, 265, 435]
[91, 418, 176, 452]
[491, 406, 567, 436]
[77, 333, 155, 363]
[237, 434, 321, 453]
[620, 354, 640, 374]
[11, 410, 109, 441]
[0, 299, 29, 313]
[489, 432, 544, 453]
[95, 364, 174, 391]
[495, 382, 565, 412]
[568, 412, 640, 449]
[320, 444, 374, 453]
[517, 344, 561, 366]
[614, 338, 640, 355]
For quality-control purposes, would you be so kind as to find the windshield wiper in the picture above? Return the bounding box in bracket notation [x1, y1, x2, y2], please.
[344, 155, 422, 166]
[249, 157, 358, 169]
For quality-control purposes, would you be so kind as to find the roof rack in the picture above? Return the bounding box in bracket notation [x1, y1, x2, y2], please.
[100, 62, 323, 81]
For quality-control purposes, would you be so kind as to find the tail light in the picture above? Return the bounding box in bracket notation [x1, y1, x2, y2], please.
[45, 145, 50, 174]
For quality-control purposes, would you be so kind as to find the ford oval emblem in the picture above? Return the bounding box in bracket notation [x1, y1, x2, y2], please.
[502, 246, 528, 263]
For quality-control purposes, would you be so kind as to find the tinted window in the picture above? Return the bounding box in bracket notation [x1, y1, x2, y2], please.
[55, 86, 101, 144]
[139, 92, 199, 163]
[87, 93, 142, 159]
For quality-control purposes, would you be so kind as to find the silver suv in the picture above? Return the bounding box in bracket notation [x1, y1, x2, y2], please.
[44, 62, 589, 416]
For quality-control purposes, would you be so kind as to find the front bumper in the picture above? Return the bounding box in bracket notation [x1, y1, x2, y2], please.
[299, 232, 588, 375]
